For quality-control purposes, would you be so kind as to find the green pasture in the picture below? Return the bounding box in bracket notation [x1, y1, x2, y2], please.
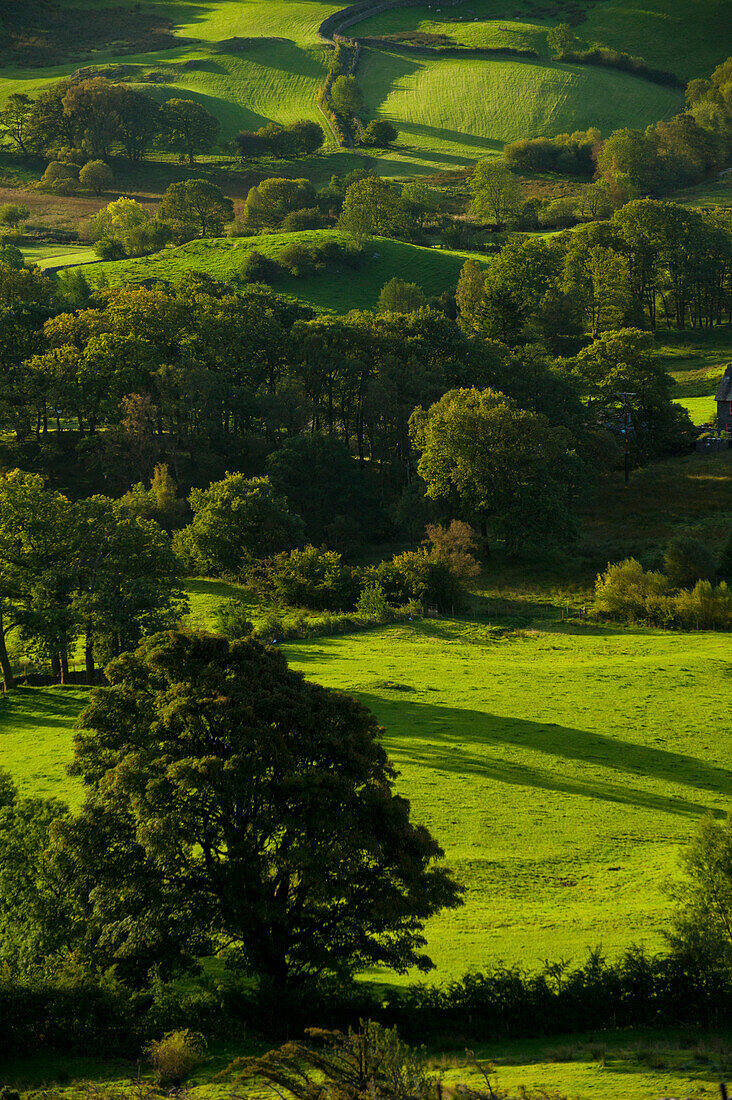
[659, 324, 730, 424]
[21, 243, 99, 269]
[357, 48, 681, 170]
[72, 229, 489, 311]
[580, 0, 732, 80]
[2, 612, 731, 979]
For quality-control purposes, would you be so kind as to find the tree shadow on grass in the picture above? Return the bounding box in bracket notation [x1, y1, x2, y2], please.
[356, 693, 732, 817]
[0, 686, 87, 733]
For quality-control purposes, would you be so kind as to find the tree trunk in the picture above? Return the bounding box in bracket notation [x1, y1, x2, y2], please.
[85, 624, 95, 683]
[51, 651, 61, 682]
[0, 602, 15, 691]
[60, 648, 69, 684]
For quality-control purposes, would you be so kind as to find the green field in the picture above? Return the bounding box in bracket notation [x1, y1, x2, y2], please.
[21, 243, 99, 269]
[73, 229, 490, 311]
[3, 614, 731, 979]
[0, 0, 701, 178]
[358, 48, 680, 169]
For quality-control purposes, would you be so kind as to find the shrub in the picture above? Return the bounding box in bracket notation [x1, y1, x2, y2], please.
[279, 242, 321, 277]
[361, 119, 398, 147]
[594, 558, 668, 620]
[281, 207, 326, 231]
[78, 159, 113, 195]
[241, 249, 280, 283]
[212, 599, 254, 638]
[0, 203, 30, 231]
[372, 550, 465, 613]
[37, 161, 79, 194]
[263, 546, 360, 611]
[378, 277, 427, 313]
[356, 582, 392, 621]
[146, 1029, 205, 1085]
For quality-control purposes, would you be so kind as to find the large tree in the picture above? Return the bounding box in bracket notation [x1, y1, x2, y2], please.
[162, 98, 219, 165]
[55, 630, 463, 985]
[159, 179, 234, 238]
[410, 387, 589, 552]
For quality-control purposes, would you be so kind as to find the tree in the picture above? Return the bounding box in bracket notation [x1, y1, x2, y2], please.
[243, 177, 316, 230]
[574, 328, 689, 457]
[88, 196, 150, 257]
[117, 88, 161, 163]
[0, 771, 74, 971]
[159, 179, 234, 238]
[173, 473, 304, 575]
[469, 159, 522, 228]
[0, 203, 30, 232]
[331, 76, 365, 118]
[55, 631, 463, 985]
[339, 177, 406, 239]
[266, 434, 367, 546]
[162, 98, 219, 165]
[78, 159, 112, 195]
[62, 77, 123, 158]
[378, 277, 427, 314]
[0, 92, 34, 154]
[0, 470, 79, 686]
[410, 388, 589, 552]
[663, 535, 716, 589]
[546, 22, 579, 56]
[361, 119, 398, 147]
[668, 812, 732, 970]
[74, 494, 187, 676]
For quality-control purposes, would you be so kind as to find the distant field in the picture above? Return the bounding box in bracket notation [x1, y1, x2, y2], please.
[21, 243, 99, 269]
[581, 0, 732, 80]
[659, 325, 730, 424]
[2, 618, 730, 979]
[73, 229, 489, 311]
[358, 49, 681, 169]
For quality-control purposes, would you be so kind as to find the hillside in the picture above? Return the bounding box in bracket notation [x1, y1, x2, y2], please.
[1, 0, 725, 177]
[72, 230, 490, 311]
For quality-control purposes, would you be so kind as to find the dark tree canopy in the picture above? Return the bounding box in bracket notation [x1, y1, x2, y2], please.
[56, 631, 462, 986]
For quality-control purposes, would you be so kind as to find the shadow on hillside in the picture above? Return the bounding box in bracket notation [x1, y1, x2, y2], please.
[402, 120, 502, 151]
[355, 692, 732, 816]
[0, 686, 87, 731]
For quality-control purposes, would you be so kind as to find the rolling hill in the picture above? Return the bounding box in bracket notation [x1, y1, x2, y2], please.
[71, 229, 490, 311]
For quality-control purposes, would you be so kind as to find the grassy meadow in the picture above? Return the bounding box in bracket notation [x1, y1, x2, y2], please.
[72, 230, 491, 311]
[3, 611, 731, 978]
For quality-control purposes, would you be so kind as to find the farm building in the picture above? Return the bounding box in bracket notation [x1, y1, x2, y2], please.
[717, 365, 732, 431]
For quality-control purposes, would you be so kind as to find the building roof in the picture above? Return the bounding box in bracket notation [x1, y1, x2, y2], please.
[716, 365, 732, 403]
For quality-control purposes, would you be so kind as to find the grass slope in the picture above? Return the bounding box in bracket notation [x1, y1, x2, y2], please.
[358, 48, 681, 168]
[2, 613, 731, 977]
[73, 229, 489, 311]
[660, 325, 732, 425]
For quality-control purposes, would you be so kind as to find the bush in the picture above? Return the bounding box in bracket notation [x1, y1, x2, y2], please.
[594, 558, 668, 620]
[37, 161, 79, 194]
[212, 599, 254, 638]
[361, 119, 398, 147]
[356, 582, 392, 621]
[378, 277, 427, 313]
[146, 1029, 205, 1085]
[241, 249, 280, 284]
[279, 241, 322, 277]
[78, 160, 113, 195]
[263, 546, 360, 611]
[371, 550, 465, 613]
[281, 207, 326, 231]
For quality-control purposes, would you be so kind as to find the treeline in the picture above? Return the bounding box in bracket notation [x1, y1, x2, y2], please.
[4, 943, 732, 1055]
[457, 199, 732, 350]
[0, 76, 220, 166]
[235, 118, 325, 160]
